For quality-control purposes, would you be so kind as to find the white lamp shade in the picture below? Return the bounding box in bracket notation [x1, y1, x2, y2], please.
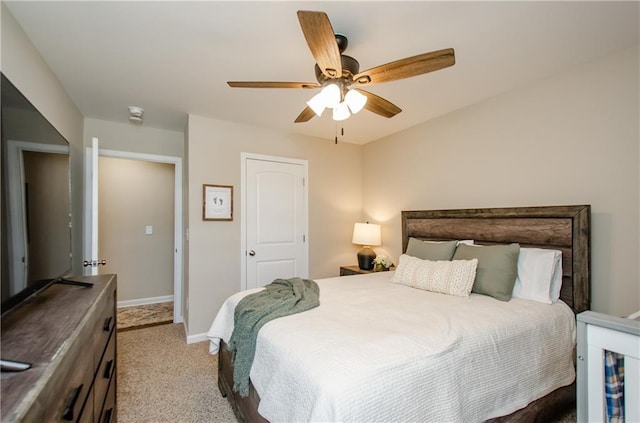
[352, 222, 381, 246]
[320, 84, 341, 108]
[332, 102, 351, 121]
[307, 92, 326, 116]
[344, 89, 367, 114]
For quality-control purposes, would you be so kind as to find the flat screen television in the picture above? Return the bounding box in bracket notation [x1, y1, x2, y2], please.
[1, 73, 73, 317]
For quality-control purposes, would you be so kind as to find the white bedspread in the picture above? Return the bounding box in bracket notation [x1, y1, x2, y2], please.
[208, 272, 576, 422]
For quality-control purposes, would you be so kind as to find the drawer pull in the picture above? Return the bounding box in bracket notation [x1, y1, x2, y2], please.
[103, 359, 114, 379]
[102, 407, 113, 423]
[103, 316, 113, 332]
[62, 384, 83, 421]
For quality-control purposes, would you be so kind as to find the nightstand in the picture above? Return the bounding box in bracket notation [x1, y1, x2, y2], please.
[340, 265, 373, 276]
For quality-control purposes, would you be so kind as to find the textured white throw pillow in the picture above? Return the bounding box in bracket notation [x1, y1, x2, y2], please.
[512, 248, 563, 304]
[392, 254, 478, 297]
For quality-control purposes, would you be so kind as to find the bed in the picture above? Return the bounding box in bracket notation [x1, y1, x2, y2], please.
[208, 205, 591, 422]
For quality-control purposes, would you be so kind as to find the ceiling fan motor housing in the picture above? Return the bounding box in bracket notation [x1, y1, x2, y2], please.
[335, 33, 348, 53]
[314, 54, 360, 85]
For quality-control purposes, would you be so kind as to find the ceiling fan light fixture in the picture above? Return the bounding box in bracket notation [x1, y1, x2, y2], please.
[319, 83, 340, 108]
[332, 102, 351, 121]
[307, 93, 326, 116]
[344, 89, 367, 114]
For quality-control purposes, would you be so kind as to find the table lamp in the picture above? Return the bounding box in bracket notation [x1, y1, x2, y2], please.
[352, 222, 381, 270]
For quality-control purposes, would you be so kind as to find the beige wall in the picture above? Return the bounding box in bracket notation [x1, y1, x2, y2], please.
[98, 157, 174, 302]
[1, 4, 85, 275]
[186, 116, 362, 335]
[83, 118, 184, 157]
[363, 46, 640, 317]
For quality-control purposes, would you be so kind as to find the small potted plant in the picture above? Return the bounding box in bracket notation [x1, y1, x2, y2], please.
[373, 255, 394, 272]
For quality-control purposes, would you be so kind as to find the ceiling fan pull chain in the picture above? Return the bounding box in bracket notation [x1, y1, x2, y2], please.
[334, 126, 344, 144]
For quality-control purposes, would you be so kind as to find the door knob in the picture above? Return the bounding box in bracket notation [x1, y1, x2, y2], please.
[248, 250, 256, 256]
[83, 259, 107, 267]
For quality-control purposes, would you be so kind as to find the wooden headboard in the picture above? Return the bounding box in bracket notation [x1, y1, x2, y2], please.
[401, 205, 591, 313]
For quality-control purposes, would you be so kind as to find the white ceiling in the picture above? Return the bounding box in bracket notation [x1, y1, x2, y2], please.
[5, 1, 639, 145]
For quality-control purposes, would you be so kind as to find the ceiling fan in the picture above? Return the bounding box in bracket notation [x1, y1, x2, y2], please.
[228, 11, 455, 123]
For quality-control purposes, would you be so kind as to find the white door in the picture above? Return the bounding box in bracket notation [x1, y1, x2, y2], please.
[243, 155, 308, 289]
[83, 137, 102, 275]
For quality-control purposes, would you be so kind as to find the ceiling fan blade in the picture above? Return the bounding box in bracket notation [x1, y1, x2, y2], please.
[297, 11, 342, 78]
[294, 106, 316, 123]
[353, 48, 455, 86]
[355, 89, 402, 118]
[228, 81, 320, 89]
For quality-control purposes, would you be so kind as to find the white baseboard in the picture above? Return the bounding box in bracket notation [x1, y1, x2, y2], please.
[117, 295, 174, 309]
[186, 332, 209, 344]
[627, 310, 640, 320]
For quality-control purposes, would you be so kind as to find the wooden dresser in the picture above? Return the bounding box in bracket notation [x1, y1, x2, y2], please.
[1, 274, 117, 423]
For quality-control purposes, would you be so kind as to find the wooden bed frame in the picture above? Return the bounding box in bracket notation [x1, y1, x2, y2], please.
[217, 205, 591, 423]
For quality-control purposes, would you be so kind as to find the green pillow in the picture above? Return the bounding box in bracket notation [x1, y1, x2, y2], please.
[405, 238, 458, 261]
[452, 243, 520, 301]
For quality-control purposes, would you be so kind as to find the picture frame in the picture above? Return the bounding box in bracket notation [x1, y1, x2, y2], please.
[203, 184, 233, 221]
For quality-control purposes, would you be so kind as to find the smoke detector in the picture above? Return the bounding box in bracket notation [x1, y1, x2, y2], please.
[128, 106, 144, 124]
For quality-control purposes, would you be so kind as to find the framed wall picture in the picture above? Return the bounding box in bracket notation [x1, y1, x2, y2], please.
[203, 184, 233, 221]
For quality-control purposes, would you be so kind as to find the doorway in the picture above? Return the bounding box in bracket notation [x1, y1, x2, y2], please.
[5, 140, 70, 293]
[84, 145, 183, 323]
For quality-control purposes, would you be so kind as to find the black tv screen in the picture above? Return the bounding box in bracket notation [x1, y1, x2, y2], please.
[1, 73, 72, 316]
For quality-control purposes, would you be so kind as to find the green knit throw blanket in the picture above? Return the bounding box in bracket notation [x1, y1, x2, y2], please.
[228, 277, 320, 397]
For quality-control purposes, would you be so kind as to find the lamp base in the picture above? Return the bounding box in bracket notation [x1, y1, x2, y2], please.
[357, 247, 377, 271]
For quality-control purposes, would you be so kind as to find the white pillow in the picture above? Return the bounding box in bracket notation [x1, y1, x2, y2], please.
[512, 248, 562, 304]
[392, 254, 478, 297]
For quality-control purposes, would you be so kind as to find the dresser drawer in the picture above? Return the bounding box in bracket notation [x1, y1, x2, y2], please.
[92, 284, 116, 365]
[77, 384, 94, 423]
[97, 374, 116, 423]
[47, 338, 94, 422]
[93, 331, 115, 415]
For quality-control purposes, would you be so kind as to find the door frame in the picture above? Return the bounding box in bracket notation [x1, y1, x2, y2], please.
[240, 153, 309, 290]
[84, 147, 184, 323]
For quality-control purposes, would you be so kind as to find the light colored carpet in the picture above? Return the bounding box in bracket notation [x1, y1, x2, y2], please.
[117, 323, 577, 422]
[117, 323, 236, 422]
